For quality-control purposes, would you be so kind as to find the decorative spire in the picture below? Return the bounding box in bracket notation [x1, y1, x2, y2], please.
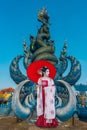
[38, 7, 50, 24]
[60, 41, 67, 60]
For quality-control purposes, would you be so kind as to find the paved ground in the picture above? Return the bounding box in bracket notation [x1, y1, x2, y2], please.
[0, 116, 87, 130]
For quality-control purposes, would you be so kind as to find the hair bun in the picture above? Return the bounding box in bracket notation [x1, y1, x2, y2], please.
[41, 66, 48, 72]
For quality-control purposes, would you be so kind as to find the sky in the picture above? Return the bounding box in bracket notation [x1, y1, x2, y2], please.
[0, 0, 87, 89]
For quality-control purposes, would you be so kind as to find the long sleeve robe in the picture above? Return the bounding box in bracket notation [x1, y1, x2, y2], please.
[36, 77, 56, 119]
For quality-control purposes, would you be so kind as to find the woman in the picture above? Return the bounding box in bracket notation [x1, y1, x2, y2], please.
[35, 66, 58, 127]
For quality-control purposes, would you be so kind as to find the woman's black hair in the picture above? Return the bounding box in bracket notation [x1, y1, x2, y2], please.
[41, 66, 49, 72]
[41, 66, 49, 76]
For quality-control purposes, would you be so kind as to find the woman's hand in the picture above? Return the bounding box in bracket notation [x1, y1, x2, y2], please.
[36, 84, 42, 88]
[36, 78, 42, 88]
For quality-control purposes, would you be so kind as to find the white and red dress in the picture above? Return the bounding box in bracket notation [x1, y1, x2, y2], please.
[35, 77, 58, 127]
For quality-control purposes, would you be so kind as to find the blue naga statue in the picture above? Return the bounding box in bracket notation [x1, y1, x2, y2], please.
[74, 84, 87, 121]
[9, 8, 81, 121]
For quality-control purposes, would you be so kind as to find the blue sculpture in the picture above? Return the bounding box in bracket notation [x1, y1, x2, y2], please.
[3, 8, 82, 122]
[74, 84, 87, 121]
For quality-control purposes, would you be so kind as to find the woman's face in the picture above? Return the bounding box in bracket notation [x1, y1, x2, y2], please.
[44, 69, 50, 77]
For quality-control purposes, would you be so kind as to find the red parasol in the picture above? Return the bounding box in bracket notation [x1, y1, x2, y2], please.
[26, 60, 56, 83]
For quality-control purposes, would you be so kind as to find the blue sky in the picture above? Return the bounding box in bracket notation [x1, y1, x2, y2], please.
[0, 0, 87, 89]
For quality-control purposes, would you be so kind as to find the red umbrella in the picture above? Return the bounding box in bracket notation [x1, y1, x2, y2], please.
[26, 60, 56, 83]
